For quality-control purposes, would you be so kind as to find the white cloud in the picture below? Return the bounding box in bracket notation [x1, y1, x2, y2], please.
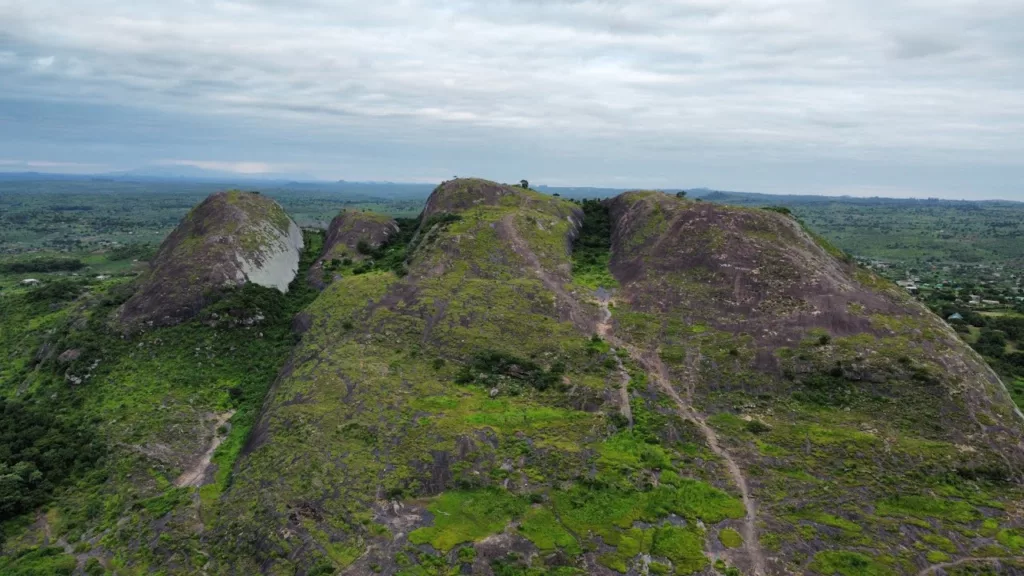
[0, 0, 1022, 192]
[159, 160, 286, 174]
[0, 158, 106, 170]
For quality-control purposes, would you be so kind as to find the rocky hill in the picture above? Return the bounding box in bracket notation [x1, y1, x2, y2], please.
[603, 192, 1024, 574]
[117, 190, 303, 329]
[307, 209, 399, 289]
[2, 180, 1023, 576]
[208, 181, 1024, 575]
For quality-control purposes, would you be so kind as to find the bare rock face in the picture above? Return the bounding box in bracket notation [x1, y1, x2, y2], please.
[117, 191, 303, 330]
[306, 209, 398, 289]
[607, 190, 1024, 467]
[421, 178, 525, 219]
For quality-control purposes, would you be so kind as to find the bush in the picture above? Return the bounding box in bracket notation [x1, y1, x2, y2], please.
[571, 199, 617, 289]
[201, 283, 289, 325]
[973, 328, 1007, 359]
[25, 279, 87, 303]
[456, 351, 565, 392]
[745, 420, 772, 434]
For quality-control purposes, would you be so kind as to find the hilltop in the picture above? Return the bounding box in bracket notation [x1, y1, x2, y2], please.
[0, 179, 1022, 576]
[307, 209, 399, 289]
[116, 190, 303, 329]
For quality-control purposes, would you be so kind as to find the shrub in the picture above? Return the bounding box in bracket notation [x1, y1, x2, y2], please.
[745, 420, 772, 435]
[25, 279, 86, 303]
[456, 351, 565, 392]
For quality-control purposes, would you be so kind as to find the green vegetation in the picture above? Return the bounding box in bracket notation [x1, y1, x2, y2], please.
[554, 480, 744, 536]
[0, 257, 84, 273]
[518, 506, 579, 553]
[939, 310, 1024, 400]
[876, 495, 980, 523]
[2, 179, 1023, 575]
[718, 528, 743, 548]
[408, 489, 527, 551]
[570, 198, 617, 290]
[0, 228, 324, 567]
[0, 546, 77, 575]
[809, 550, 892, 576]
[455, 350, 566, 393]
[350, 215, 428, 276]
[0, 398, 102, 520]
[651, 525, 707, 574]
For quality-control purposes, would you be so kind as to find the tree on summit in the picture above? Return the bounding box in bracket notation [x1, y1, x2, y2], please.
[520, 179, 529, 189]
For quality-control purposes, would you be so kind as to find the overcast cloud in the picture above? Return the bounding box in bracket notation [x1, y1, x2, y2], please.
[1, 0, 1022, 198]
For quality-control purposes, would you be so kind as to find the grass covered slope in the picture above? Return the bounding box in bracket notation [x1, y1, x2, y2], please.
[604, 191, 1024, 575]
[117, 190, 304, 330]
[0, 230, 324, 573]
[4, 183, 1022, 575]
[208, 180, 749, 575]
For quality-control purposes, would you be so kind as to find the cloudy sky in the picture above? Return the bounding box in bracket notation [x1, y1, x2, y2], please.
[1, 0, 1023, 198]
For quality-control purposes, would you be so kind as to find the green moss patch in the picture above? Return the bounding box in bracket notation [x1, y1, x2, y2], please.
[997, 528, 1024, 552]
[517, 506, 580, 554]
[810, 550, 892, 576]
[408, 489, 527, 552]
[875, 495, 979, 523]
[718, 528, 743, 549]
[652, 526, 707, 574]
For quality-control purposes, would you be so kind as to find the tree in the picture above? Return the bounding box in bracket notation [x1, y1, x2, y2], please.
[520, 180, 529, 189]
[675, 191, 687, 198]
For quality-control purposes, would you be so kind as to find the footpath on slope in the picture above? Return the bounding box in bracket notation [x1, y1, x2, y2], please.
[175, 411, 235, 488]
[498, 210, 767, 574]
[596, 299, 768, 576]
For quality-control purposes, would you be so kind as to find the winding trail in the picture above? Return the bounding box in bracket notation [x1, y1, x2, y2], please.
[502, 213, 766, 574]
[175, 411, 235, 488]
[917, 556, 1024, 575]
[596, 300, 768, 576]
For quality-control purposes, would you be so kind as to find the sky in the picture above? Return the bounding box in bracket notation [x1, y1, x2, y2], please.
[1, 0, 1023, 199]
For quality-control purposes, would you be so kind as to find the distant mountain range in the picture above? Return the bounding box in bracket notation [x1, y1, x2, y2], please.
[0, 170, 1018, 205]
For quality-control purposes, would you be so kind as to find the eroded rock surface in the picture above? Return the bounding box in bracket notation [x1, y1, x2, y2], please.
[117, 190, 302, 330]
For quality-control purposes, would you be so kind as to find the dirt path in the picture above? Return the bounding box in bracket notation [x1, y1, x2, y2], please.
[175, 411, 235, 488]
[917, 556, 1024, 575]
[597, 299, 767, 576]
[504, 213, 765, 574]
[497, 215, 595, 332]
[649, 350, 766, 576]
